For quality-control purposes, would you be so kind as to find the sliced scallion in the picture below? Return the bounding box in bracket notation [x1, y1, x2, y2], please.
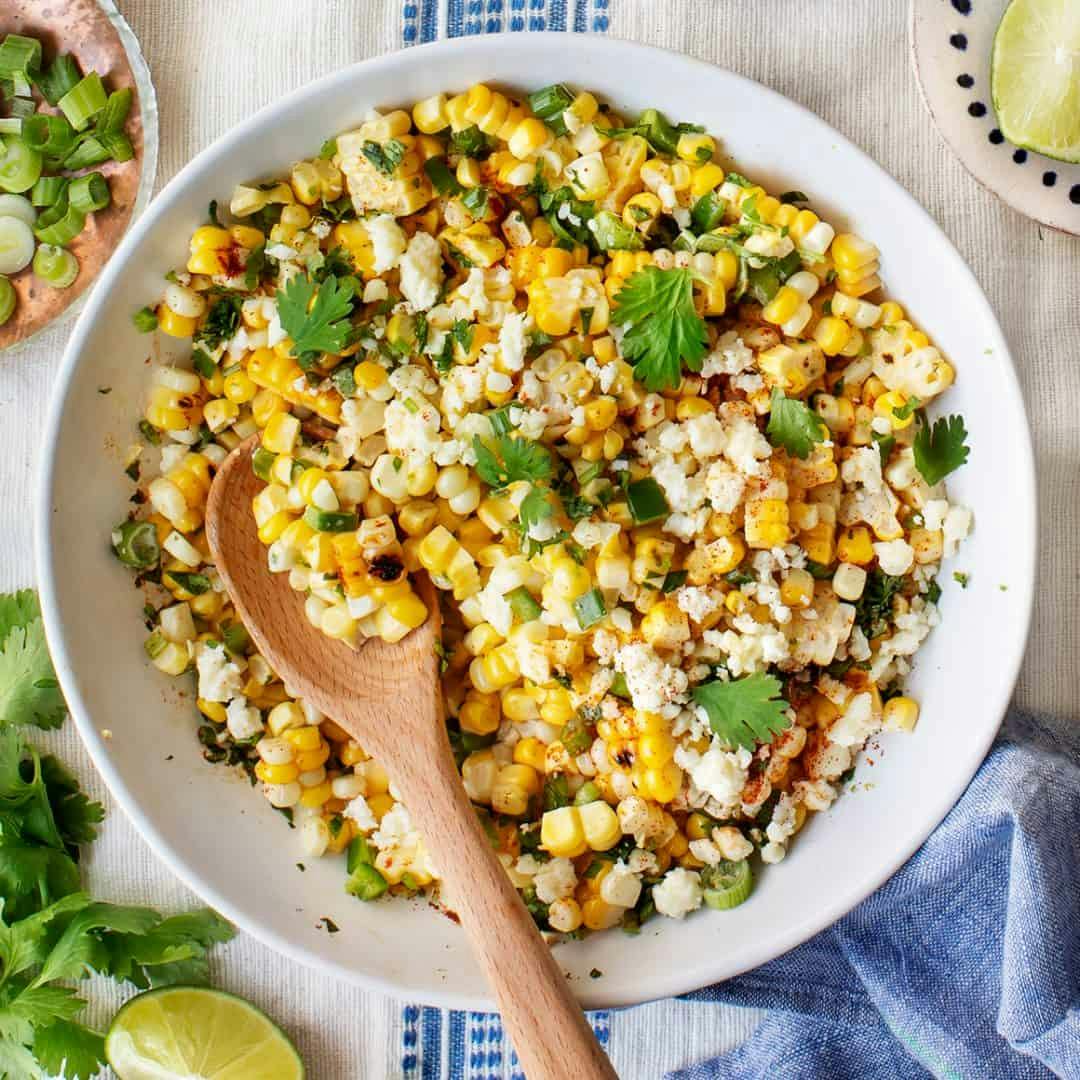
[96, 87, 133, 133]
[701, 859, 753, 911]
[7, 97, 35, 121]
[527, 83, 574, 134]
[251, 447, 276, 481]
[21, 113, 77, 157]
[58, 71, 107, 130]
[303, 507, 358, 533]
[507, 586, 542, 622]
[0, 275, 14, 326]
[221, 622, 251, 656]
[61, 135, 109, 170]
[166, 570, 212, 595]
[345, 863, 388, 901]
[33, 54, 80, 106]
[30, 175, 67, 207]
[573, 587, 607, 630]
[0, 139, 42, 193]
[0, 215, 35, 274]
[99, 131, 133, 162]
[0, 193, 36, 225]
[32, 243, 78, 288]
[33, 203, 85, 245]
[0, 35, 42, 79]
[111, 520, 160, 569]
[0, 118, 21, 137]
[68, 171, 109, 213]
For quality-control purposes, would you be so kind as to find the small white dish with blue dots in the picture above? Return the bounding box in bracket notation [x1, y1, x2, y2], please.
[910, 0, 1080, 235]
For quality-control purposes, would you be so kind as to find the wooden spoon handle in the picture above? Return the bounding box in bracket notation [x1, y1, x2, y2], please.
[399, 753, 618, 1080]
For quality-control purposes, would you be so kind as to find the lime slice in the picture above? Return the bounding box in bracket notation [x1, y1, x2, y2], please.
[991, 0, 1080, 163]
[105, 987, 304, 1080]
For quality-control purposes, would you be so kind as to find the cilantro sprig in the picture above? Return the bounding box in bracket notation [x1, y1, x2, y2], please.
[472, 435, 553, 490]
[766, 389, 828, 459]
[691, 673, 791, 751]
[276, 272, 355, 362]
[611, 267, 708, 391]
[0, 592, 65, 731]
[913, 413, 970, 485]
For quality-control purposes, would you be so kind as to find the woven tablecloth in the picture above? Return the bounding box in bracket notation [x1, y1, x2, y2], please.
[3, 1, 1076, 1076]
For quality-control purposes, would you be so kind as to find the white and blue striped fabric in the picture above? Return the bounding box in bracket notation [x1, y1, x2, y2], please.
[390, 7, 1080, 1079]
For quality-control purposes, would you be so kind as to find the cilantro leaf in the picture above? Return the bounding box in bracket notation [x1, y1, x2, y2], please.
[913, 413, 969, 485]
[766, 389, 828, 459]
[276, 273, 354, 360]
[519, 487, 553, 535]
[361, 138, 405, 176]
[854, 569, 905, 639]
[33, 903, 160, 986]
[0, 1036, 42, 1078]
[0, 845, 81, 924]
[32, 1019, 105, 1080]
[0, 894, 90, 982]
[102, 909, 234, 989]
[472, 436, 553, 490]
[0, 595, 64, 731]
[611, 267, 708, 391]
[193, 294, 241, 349]
[691, 673, 791, 751]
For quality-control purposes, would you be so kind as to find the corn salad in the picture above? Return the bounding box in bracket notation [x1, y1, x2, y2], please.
[113, 83, 973, 933]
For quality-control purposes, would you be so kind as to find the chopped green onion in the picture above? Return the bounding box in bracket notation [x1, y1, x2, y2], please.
[33, 54, 81, 106]
[62, 135, 109, 170]
[191, 348, 217, 380]
[7, 97, 35, 121]
[661, 570, 688, 593]
[32, 244, 78, 288]
[99, 131, 133, 162]
[58, 71, 108, 130]
[318, 137, 337, 160]
[30, 175, 67, 207]
[0, 118, 21, 137]
[166, 570, 212, 595]
[34, 191, 69, 230]
[143, 630, 167, 659]
[587, 210, 643, 252]
[626, 477, 670, 524]
[609, 672, 630, 699]
[96, 87, 133, 133]
[423, 156, 462, 196]
[68, 171, 110, 213]
[701, 858, 753, 911]
[0, 193, 35, 225]
[345, 863, 388, 901]
[251, 446, 276, 481]
[573, 587, 607, 630]
[303, 507, 358, 532]
[346, 836, 376, 873]
[527, 83, 574, 134]
[574, 781, 602, 806]
[21, 114, 77, 157]
[691, 192, 726, 233]
[221, 622, 251, 656]
[0, 35, 42, 78]
[7, 71, 31, 97]
[132, 305, 158, 332]
[507, 586, 542, 622]
[0, 215, 35, 274]
[0, 138, 42, 193]
[0, 275, 14, 326]
[33, 203, 85, 245]
[111, 520, 160, 569]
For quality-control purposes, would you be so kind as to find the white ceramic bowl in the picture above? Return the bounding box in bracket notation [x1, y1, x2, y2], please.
[36, 34, 1036, 1010]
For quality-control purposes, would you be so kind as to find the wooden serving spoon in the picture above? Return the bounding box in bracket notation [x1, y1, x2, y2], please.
[205, 438, 617, 1080]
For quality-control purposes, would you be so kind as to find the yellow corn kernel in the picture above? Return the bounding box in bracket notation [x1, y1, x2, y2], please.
[257, 511, 293, 545]
[513, 737, 548, 773]
[197, 698, 227, 724]
[837, 525, 874, 565]
[413, 93, 449, 134]
[541, 805, 588, 858]
[762, 285, 802, 326]
[788, 209, 819, 242]
[581, 897, 623, 931]
[883, 696, 920, 732]
[299, 781, 333, 808]
[584, 397, 618, 430]
[640, 599, 690, 651]
[676, 132, 715, 164]
[873, 390, 915, 430]
[468, 644, 520, 694]
[158, 307, 197, 338]
[813, 315, 853, 357]
[491, 763, 540, 816]
[262, 412, 300, 455]
[780, 568, 815, 609]
[254, 761, 300, 785]
[460, 692, 501, 736]
[508, 117, 549, 159]
[638, 730, 676, 767]
[501, 687, 539, 723]
[295, 744, 331, 772]
[538, 688, 575, 727]
[831, 233, 879, 272]
[744, 499, 790, 549]
[675, 397, 713, 421]
[690, 162, 726, 198]
[635, 761, 682, 803]
[223, 370, 257, 404]
[578, 800, 621, 851]
[367, 792, 394, 821]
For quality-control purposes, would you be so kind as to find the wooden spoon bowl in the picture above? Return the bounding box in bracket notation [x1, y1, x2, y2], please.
[205, 437, 617, 1080]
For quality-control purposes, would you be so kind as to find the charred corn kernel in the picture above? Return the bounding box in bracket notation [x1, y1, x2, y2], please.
[837, 526, 874, 565]
[460, 691, 500, 735]
[665, 831, 690, 858]
[813, 316, 852, 356]
[744, 499, 790, 549]
[541, 805, 588, 858]
[780, 568, 815, 608]
[909, 527, 944, 564]
[883, 696, 920, 732]
[513, 737, 548, 772]
[831, 233, 879, 272]
[874, 390, 915, 430]
[262, 412, 300, 455]
[255, 761, 300, 784]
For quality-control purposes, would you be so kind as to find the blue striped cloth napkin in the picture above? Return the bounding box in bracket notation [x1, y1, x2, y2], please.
[393, 6, 1080, 1077]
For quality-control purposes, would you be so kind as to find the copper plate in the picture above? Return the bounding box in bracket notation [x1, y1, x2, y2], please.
[0, 0, 156, 350]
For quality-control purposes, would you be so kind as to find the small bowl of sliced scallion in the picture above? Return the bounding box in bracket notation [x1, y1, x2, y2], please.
[0, 0, 157, 351]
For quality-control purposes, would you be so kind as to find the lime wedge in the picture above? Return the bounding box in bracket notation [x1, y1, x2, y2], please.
[991, 0, 1080, 163]
[105, 987, 304, 1080]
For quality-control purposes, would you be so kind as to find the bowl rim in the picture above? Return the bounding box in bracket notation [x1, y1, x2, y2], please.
[35, 31, 1038, 1010]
